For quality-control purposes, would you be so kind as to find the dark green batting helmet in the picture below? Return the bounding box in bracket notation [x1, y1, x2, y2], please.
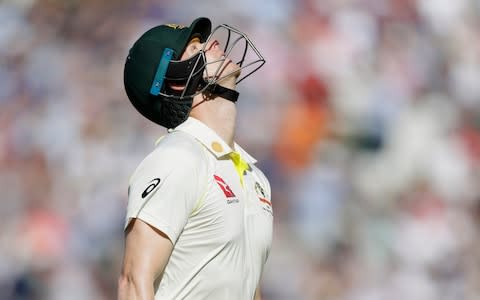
[124, 17, 265, 129]
[124, 17, 211, 129]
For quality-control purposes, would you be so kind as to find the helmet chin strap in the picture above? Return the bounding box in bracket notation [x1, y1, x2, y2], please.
[204, 84, 239, 102]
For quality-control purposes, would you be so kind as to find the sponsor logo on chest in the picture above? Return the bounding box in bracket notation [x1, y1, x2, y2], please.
[214, 175, 239, 204]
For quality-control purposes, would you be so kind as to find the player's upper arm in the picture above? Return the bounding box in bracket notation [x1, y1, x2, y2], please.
[121, 218, 174, 285]
[125, 133, 208, 243]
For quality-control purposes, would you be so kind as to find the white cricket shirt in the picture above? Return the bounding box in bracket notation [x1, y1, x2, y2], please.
[125, 117, 273, 300]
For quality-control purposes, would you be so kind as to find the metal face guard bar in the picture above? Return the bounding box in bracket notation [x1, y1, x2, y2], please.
[151, 23, 265, 101]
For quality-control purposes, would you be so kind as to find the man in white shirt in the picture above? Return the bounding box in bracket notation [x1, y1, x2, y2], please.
[118, 17, 272, 300]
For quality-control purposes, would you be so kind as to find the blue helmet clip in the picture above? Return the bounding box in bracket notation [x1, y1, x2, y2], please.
[150, 48, 175, 96]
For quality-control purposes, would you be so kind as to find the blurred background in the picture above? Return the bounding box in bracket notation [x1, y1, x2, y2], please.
[1, 0, 480, 299]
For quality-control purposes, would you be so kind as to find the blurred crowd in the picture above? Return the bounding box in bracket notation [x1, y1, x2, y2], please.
[1, 0, 480, 299]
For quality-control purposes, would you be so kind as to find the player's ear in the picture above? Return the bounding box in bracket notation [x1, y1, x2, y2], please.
[181, 36, 202, 60]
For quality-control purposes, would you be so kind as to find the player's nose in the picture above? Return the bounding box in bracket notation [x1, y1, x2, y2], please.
[204, 39, 220, 52]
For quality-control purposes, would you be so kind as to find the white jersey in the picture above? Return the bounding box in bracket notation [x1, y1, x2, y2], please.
[125, 117, 273, 300]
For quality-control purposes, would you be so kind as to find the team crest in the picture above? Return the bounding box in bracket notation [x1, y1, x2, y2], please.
[255, 182, 266, 198]
[255, 182, 272, 215]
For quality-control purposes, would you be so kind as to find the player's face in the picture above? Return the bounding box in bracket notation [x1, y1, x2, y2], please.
[181, 37, 241, 82]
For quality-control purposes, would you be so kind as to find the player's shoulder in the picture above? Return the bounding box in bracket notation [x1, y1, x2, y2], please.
[156, 130, 205, 155]
[130, 131, 208, 181]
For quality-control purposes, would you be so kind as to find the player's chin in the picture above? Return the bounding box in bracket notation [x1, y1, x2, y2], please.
[224, 61, 241, 79]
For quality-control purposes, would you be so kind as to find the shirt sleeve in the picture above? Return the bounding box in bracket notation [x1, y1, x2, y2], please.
[125, 136, 207, 243]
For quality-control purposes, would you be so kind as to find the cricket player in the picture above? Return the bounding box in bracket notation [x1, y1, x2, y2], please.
[118, 17, 273, 300]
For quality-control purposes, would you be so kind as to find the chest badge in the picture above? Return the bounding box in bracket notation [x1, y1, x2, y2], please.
[255, 182, 272, 215]
[254, 182, 264, 196]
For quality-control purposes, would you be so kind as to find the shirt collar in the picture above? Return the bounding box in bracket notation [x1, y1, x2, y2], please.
[172, 117, 257, 164]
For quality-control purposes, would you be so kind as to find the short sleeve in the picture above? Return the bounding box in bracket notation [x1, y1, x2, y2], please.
[125, 134, 207, 243]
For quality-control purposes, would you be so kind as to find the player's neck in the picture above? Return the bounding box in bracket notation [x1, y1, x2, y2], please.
[190, 96, 237, 148]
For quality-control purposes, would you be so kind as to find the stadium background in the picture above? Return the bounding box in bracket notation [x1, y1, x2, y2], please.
[1, 0, 480, 299]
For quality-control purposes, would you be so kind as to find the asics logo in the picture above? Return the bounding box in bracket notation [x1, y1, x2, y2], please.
[142, 178, 161, 198]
